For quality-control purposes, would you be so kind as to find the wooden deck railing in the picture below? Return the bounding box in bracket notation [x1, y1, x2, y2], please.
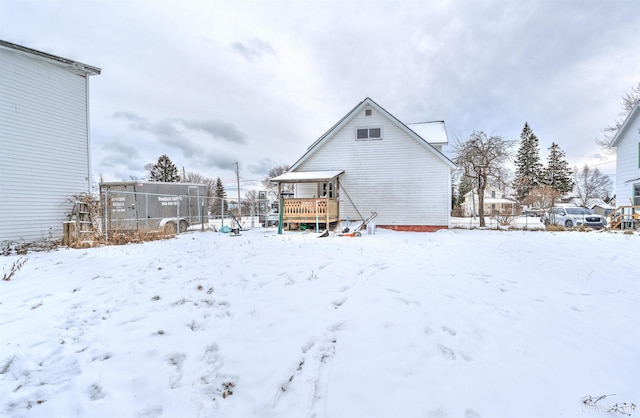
[282, 198, 339, 224]
[607, 205, 640, 229]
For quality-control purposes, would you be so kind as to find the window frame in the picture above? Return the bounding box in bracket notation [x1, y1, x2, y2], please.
[318, 181, 335, 198]
[356, 127, 382, 141]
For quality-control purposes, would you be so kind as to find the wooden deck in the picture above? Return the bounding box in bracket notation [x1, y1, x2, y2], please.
[608, 205, 640, 229]
[282, 198, 339, 224]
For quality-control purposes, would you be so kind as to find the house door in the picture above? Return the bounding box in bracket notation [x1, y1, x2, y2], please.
[319, 181, 334, 198]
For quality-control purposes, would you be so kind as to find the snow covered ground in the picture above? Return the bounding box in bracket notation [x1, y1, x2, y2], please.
[1, 227, 638, 418]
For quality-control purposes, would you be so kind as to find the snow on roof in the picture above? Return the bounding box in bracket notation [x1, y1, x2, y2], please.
[406, 121, 448, 144]
[271, 170, 344, 183]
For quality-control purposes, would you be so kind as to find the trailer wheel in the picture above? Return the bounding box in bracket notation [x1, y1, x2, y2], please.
[179, 220, 188, 233]
[163, 221, 177, 234]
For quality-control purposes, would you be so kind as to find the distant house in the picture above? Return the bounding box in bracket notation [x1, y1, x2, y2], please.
[271, 97, 456, 232]
[0, 40, 101, 246]
[461, 186, 517, 217]
[610, 101, 640, 207]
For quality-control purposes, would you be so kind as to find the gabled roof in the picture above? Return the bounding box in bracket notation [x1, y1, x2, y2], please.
[290, 97, 456, 170]
[0, 39, 101, 76]
[611, 101, 640, 148]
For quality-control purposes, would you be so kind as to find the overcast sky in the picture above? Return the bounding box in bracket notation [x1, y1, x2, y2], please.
[2, 0, 639, 193]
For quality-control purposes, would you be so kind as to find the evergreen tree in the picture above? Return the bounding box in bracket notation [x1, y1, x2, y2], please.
[149, 155, 180, 182]
[211, 177, 228, 215]
[542, 142, 573, 196]
[513, 122, 543, 202]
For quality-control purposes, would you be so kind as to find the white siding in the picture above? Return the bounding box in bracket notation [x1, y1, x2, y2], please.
[0, 48, 90, 244]
[295, 108, 451, 226]
[614, 114, 640, 206]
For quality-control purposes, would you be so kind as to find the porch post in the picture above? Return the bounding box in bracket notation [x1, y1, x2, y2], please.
[277, 182, 283, 235]
[325, 194, 329, 230]
[336, 176, 340, 224]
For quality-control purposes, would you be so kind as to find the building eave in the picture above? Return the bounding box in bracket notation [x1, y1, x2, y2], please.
[610, 101, 640, 148]
[0, 39, 101, 76]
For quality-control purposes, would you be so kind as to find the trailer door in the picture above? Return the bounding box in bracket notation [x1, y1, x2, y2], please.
[187, 185, 201, 224]
[106, 188, 138, 231]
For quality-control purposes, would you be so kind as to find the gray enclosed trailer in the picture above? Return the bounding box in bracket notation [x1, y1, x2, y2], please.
[100, 181, 209, 234]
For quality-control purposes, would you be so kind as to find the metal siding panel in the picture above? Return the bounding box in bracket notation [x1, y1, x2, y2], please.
[295, 110, 450, 226]
[0, 49, 90, 244]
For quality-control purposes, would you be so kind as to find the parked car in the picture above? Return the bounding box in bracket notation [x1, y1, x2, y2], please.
[543, 207, 606, 229]
[263, 209, 279, 227]
[522, 209, 544, 218]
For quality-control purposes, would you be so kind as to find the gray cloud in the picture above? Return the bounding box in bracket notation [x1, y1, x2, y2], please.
[248, 158, 277, 176]
[101, 140, 141, 159]
[181, 120, 247, 144]
[231, 38, 275, 61]
[113, 112, 246, 147]
[202, 153, 238, 171]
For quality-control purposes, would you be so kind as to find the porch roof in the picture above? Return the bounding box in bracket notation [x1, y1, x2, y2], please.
[271, 170, 344, 183]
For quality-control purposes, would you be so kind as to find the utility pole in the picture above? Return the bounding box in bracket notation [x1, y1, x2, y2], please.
[235, 162, 241, 221]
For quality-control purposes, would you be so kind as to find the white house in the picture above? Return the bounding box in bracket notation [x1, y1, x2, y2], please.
[461, 186, 517, 217]
[610, 102, 640, 207]
[0, 40, 101, 246]
[272, 97, 456, 231]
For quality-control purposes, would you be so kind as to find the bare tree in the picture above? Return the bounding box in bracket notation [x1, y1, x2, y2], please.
[453, 131, 515, 227]
[524, 186, 561, 209]
[597, 82, 640, 150]
[573, 165, 613, 207]
[182, 171, 215, 207]
[262, 164, 292, 195]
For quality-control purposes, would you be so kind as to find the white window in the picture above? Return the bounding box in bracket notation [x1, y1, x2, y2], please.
[356, 127, 382, 140]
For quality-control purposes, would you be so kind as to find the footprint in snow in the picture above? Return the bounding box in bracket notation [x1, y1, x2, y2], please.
[332, 298, 346, 309]
[167, 353, 186, 389]
[441, 326, 457, 336]
[437, 344, 456, 360]
[87, 383, 106, 401]
[137, 406, 163, 418]
[397, 297, 422, 306]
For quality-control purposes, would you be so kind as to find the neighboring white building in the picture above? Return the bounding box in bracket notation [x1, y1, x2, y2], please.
[462, 186, 517, 217]
[0, 40, 101, 246]
[610, 102, 640, 207]
[273, 97, 456, 231]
